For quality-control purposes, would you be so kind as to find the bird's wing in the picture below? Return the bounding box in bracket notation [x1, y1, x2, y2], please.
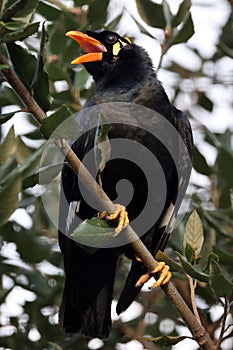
[116, 106, 193, 314]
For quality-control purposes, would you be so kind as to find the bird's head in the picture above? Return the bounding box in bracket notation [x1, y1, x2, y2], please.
[66, 29, 153, 87]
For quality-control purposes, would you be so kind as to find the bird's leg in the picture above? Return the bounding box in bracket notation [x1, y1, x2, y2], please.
[135, 261, 172, 288]
[98, 204, 129, 234]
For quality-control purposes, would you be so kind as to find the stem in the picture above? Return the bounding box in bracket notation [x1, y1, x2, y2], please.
[157, 26, 173, 70]
[215, 297, 230, 350]
[188, 275, 202, 324]
[0, 50, 213, 350]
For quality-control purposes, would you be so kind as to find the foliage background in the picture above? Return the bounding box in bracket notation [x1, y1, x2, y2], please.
[0, 0, 232, 349]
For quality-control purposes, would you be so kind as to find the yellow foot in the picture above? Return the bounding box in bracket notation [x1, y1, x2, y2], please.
[135, 261, 172, 288]
[98, 204, 129, 234]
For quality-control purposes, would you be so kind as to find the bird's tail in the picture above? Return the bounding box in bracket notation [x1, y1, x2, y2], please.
[59, 241, 118, 339]
[116, 259, 146, 315]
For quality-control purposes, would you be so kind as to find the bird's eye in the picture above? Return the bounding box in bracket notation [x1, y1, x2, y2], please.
[105, 34, 118, 45]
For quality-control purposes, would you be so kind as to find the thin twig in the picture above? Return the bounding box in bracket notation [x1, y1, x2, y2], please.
[188, 275, 202, 324]
[215, 297, 230, 350]
[0, 50, 213, 350]
[157, 26, 173, 70]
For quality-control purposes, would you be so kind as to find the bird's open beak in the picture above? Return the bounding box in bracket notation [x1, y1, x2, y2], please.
[66, 31, 107, 64]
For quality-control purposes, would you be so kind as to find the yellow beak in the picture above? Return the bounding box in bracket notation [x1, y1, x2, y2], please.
[66, 31, 107, 64]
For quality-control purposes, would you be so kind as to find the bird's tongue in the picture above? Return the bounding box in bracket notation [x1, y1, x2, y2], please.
[66, 30, 107, 64]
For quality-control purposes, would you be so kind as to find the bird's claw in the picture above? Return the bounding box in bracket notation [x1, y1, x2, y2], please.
[135, 261, 171, 288]
[98, 204, 129, 234]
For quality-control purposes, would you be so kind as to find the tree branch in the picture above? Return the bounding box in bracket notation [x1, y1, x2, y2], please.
[0, 50, 213, 350]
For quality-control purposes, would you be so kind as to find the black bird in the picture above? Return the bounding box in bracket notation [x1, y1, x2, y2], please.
[58, 30, 193, 338]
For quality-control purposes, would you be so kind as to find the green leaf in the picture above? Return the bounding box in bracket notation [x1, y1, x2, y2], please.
[0, 286, 14, 303]
[40, 105, 75, 139]
[23, 163, 62, 189]
[87, 0, 110, 29]
[177, 252, 209, 282]
[197, 93, 213, 112]
[30, 22, 51, 111]
[0, 126, 16, 166]
[20, 145, 44, 179]
[23, 129, 44, 140]
[74, 67, 90, 90]
[106, 13, 123, 31]
[49, 14, 67, 55]
[37, 1, 60, 21]
[155, 250, 183, 272]
[15, 136, 33, 163]
[205, 252, 219, 273]
[47, 61, 68, 82]
[2, 22, 40, 43]
[172, 0, 191, 27]
[143, 335, 193, 346]
[0, 64, 9, 70]
[0, 111, 17, 124]
[219, 129, 232, 152]
[204, 129, 222, 149]
[209, 259, 233, 297]
[0, 174, 21, 226]
[135, 0, 166, 29]
[193, 146, 212, 176]
[183, 210, 204, 258]
[213, 246, 233, 264]
[72, 217, 115, 253]
[219, 12, 233, 49]
[52, 90, 74, 107]
[214, 12, 233, 59]
[3, 21, 26, 31]
[7, 41, 50, 111]
[131, 15, 156, 39]
[50, 12, 80, 60]
[218, 42, 233, 58]
[1, 0, 38, 21]
[0, 157, 18, 183]
[203, 210, 231, 238]
[216, 149, 233, 187]
[0, 85, 23, 107]
[172, 13, 194, 45]
[185, 242, 196, 265]
[31, 22, 48, 88]
[219, 184, 232, 209]
[163, 0, 173, 28]
[1, 144, 44, 185]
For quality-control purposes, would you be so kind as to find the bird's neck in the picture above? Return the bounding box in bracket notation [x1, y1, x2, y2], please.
[93, 68, 153, 101]
[92, 70, 171, 118]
